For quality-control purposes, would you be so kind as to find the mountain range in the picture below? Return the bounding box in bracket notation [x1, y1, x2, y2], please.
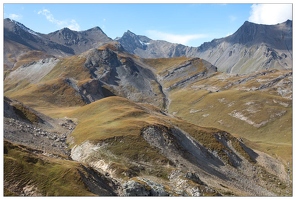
[3, 18, 293, 196]
[116, 20, 292, 74]
[4, 18, 292, 74]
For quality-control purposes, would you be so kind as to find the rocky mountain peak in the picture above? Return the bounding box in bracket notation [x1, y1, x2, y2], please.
[227, 20, 292, 47]
[4, 18, 39, 36]
[59, 27, 74, 32]
[57, 27, 78, 40]
[117, 30, 152, 53]
[85, 26, 105, 34]
[126, 30, 136, 35]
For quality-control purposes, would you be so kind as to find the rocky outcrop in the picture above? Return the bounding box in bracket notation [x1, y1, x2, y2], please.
[4, 97, 76, 156]
[79, 47, 166, 108]
[122, 178, 168, 196]
[78, 165, 120, 196]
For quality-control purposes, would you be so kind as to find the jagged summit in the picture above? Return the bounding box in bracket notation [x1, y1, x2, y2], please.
[4, 18, 113, 68]
[4, 17, 40, 36]
[46, 25, 112, 50]
[225, 20, 292, 48]
[117, 30, 152, 53]
[126, 30, 136, 35]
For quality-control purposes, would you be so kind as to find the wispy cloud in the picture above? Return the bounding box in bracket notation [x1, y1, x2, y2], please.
[248, 4, 292, 25]
[229, 15, 237, 22]
[38, 9, 80, 31]
[9, 13, 22, 21]
[146, 30, 207, 46]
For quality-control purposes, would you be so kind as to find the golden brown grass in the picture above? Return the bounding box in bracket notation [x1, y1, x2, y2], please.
[4, 140, 96, 196]
[142, 57, 190, 74]
[168, 78, 292, 163]
[4, 53, 92, 110]
[6, 78, 85, 108]
[68, 96, 170, 146]
[41, 55, 90, 82]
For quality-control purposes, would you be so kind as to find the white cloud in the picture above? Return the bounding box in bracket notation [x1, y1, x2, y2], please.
[248, 4, 292, 25]
[38, 9, 80, 31]
[146, 30, 207, 46]
[9, 13, 22, 21]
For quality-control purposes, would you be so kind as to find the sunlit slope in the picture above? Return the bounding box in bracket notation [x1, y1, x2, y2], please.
[67, 96, 256, 166]
[67, 96, 170, 145]
[144, 56, 292, 163]
[4, 140, 98, 196]
[167, 69, 292, 163]
[65, 95, 291, 196]
[143, 57, 217, 89]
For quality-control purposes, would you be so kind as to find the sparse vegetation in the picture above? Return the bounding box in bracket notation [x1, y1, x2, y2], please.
[100, 136, 173, 180]
[168, 74, 292, 164]
[4, 140, 96, 196]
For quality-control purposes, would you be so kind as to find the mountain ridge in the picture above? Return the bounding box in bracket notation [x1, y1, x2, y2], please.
[117, 20, 292, 74]
[4, 18, 292, 74]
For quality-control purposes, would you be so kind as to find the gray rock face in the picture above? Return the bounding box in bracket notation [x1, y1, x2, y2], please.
[122, 178, 168, 196]
[4, 18, 75, 57]
[116, 30, 151, 53]
[46, 27, 112, 55]
[185, 172, 204, 185]
[122, 180, 150, 196]
[197, 20, 293, 74]
[78, 47, 166, 107]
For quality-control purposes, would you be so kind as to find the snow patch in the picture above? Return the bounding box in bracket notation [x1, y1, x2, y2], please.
[13, 20, 40, 37]
[139, 40, 150, 46]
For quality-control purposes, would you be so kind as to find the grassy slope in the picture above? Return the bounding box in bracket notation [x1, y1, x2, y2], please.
[67, 96, 171, 146]
[144, 57, 292, 163]
[67, 95, 255, 169]
[5, 77, 86, 108]
[142, 57, 190, 75]
[168, 77, 292, 164]
[41, 55, 90, 82]
[4, 140, 95, 196]
[4, 54, 91, 109]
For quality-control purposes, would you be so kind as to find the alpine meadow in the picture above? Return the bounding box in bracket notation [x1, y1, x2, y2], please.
[3, 5, 293, 196]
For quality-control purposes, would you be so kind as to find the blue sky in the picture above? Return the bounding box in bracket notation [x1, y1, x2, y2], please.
[3, 3, 293, 47]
